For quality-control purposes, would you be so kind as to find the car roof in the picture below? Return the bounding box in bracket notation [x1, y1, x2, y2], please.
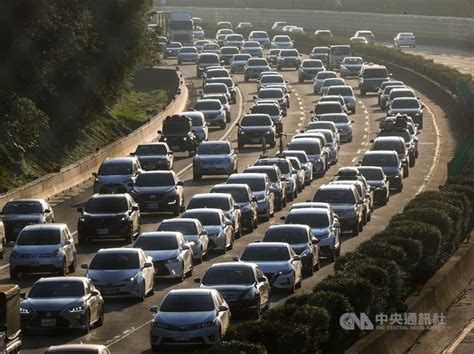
[319, 184, 355, 191]
[213, 183, 250, 191]
[289, 137, 321, 144]
[36, 276, 87, 284]
[374, 136, 405, 142]
[191, 193, 231, 199]
[229, 173, 267, 180]
[168, 288, 215, 296]
[90, 193, 128, 200]
[291, 202, 331, 209]
[247, 242, 289, 248]
[210, 262, 256, 270]
[163, 218, 198, 224]
[6, 198, 46, 204]
[97, 248, 140, 255]
[267, 224, 311, 231]
[183, 208, 224, 215]
[364, 150, 398, 156]
[138, 231, 182, 238]
[20, 223, 66, 231]
[288, 207, 329, 216]
[102, 157, 135, 164]
[46, 344, 107, 353]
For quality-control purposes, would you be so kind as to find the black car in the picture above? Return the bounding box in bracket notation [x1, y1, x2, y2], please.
[357, 166, 390, 205]
[131, 142, 174, 171]
[158, 115, 198, 156]
[77, 194, 140, 244]
[130, 171, 184, 215]
[0, 199, 55, 242]
[360, 151, 403, 192]
[237, 114, 276, 149]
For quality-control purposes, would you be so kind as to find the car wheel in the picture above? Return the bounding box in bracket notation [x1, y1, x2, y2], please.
[82, 311, 91, 334]
[96, 305, 105, 327]
[238, 141, 244, 149]
[270, 139, 276, 148]
[298, 77, 303, 83]
[306, 260, 314, 276]
[228, 235, 234, 250]
[314, 255, 321, 271]
[149, 278, 155, 295]
[173, 200, 181, 216]
[353, 221, 360, 236]
[193, 171, 201, 181]
[139, 283, 146, 302]
[226, 113, 231, 123]
[363, 211, 368, 225]
[125, 231, 133, 244]
[58, 259, 67, 276]
[244, 76, 249, 82]
[253, 298, 262, 319]
[361, 89, 366, 96]
[253, 217, 258, 229]
[69, 255, 77, 273]
[78, 234, 88, 245]
[9, 269, 18, 280]
[152, 345, 160, 352]
[235, 225, 241, 239]
[282, 196, 287, 207]
[293, 189, 298, 199]
[328, 248, 337, 263]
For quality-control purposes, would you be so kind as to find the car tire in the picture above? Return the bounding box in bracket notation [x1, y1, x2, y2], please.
[253, 298, 262, 319]
[139, 283, 146, 302]
[353, 221, 360, 236]
[220, 122, 226, 129]
[178, 60, 181, 65]
[152, 345, 160, 352]
[244, 76, 249, 82]
[125, 231, 133, 244]
[363, 211, 368, 225]
[253, 218, 258, 229]
[82, 311, 91, 334]
[238, 141, 244, 149]
[361, 89, 366, 96]
[397, 183, 403, 193]
[9, 269, 18, 280]
[78, 234, 88, 245]
[58, 259, 67, 276]
[193, 171, 201, 181]
[298, 77, 303, 83]
[328, 248, 337, 263]
[69, 255, 77, 273]
[235, 226, 241, 239]
[226, 113, 231, 123]
[96, 305, 105, 327]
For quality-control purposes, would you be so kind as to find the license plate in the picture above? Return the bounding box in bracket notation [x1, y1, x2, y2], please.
[41, 319, 56, 327]
[251, 138, 261, 143]
[176, 334, 191, 341]
[148, 203, 160, 209]
[96, 228, 109, 235]
[100, 287, 117, 295]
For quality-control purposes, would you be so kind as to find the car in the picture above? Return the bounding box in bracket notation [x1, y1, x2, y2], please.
[0, 199, 55, 242]
[265, 83, 291, 109]
[251, 102, 284, 134]
[93, 157, 142, 194]
[215, 34, 227, 47]
[276, 49, 301, 70]
[330, 180, 372, 225]
[224, 34, 244, 48]
[298, 59, 325, 82]
[282, 25, 297, 32]
[357, 166, 390, 205]
[314, 30, 333, 38]
[217, 21, 233, 30]
[288, 138, 327, 177]
[354, 30, 375, 45]
[330, 167, 374, 213]
[378, 80, 404, 105]
[289, 27, 304, 34]
[177, 46, 198, 64]
[271, 35, 293, 49]
[220, 46, 240, 65]
[77, 194, 140, 244]
[313, 184, 364, 236]
[83, 248, 154, 300]
[210, 184, 258, 231]
[202, 94, 231, 123]
[249, 31, 271, 49]
[129, 170, 184, 215]
[244, 58, 271, 81]
[388, 97, 425, 129]
[195, 39, 210, 52]
[271, 22, 288, 30]
[254, 157, 298, 201]
[263, 224, 319, 274]
[255, 87, 288, 116]
[321, 78, 346, 96]
[187, 193, 242, 238]
[10, 224, 76, 279]
[193, 26, 205, 40]
[310, 46, 330, 65]
[157, 36, 168, 51]
[157, 218, 209, 263]
[289, 202, 338, 215]
[339, 56, 364, 78]
[158, 114, 198, 156]
[327, 85, 357, 113]
[202, 82, 231, 104]
[313, 71, 338, 94]
[244, 165, 287, 211]
[45, 344, 110, 354]
[203, 68, 231, 83]
[182, 111, 208, 142]
[394, 32, 416, 48]
[196, 53, 221, 77]
[163, 42, 182, 58]
[281, 150, 314, 185]
[230, 53, 251, 73]
[329, 45, 352, 70]
[193, 99, 227, 129]
[380, 85, 407, 110]
[359, 64, 390, 95]
[227, 173, 275, 221]
[308, 129, 338, 165]
[350, 36, 368, 45]
[372, 136, 410, 177]
[257, 74, 285, 91]
[282, 208, 341, 262]
[133, 231, 193, 282]
[360, 151, 403, 192]
[266, 49, 281, 66]
[241, 41, 263, 57]
[286, 156, 305, 193]
[131, 142, 173, 171]
[306, 120, 340, 145]
[237, 22, 253, 29]
[237, 113, 276, 149]
[312, 101, 345, 120]
[149, 289, 231, 348]
[202, 43, 221, 56]
[20, 277, 104, 333]
[235, 242, 303, 292]
[195, 262, 270, 318]
[378, 117, 419, 161]
[193, 141, 238, 180]
[206, 77, 238, 104]
[318, 95, 349, 114]
[319, 113, 354, 143]
[386, 88, 416, 110]
[182, 209, 234, 253]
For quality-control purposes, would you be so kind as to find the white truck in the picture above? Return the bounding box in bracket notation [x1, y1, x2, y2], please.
[167, 10, 193, 45]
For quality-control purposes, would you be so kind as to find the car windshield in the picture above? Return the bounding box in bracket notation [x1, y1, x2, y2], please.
[315, 104, 341, 114]
[17, 229, 60, 245]
[314, 189, 356, 204]
[344, 58, 363, 64]
[378, 130, 411, 142]
[312, 48, 329, 54]
[203, 85, 226, 94]
[262, 76, 284, 84]
[241, 246, 290, 261]
[134, 235, 178, 250]
[320, 115, 349, 124]
[258, 90, 283, 99]
[163, 120, 190, 134]
[197, 143, 230, 155]
[289, 159, 301, 169]
[135, 144, 167, 156]
[362, 154, 398, 167]
[289, 142, 321, 155]
[286, 213, 330, 228]
[264, 229, 308, 243]
[203, 267, 255, 285]
[184, 212, 221, 225]
[316, 72, 337, 80]
[257, 160, 290, 174]
[374, 141, 404, 154]
[241, 115, 272, 126]
[207, 70, 228, 78]
[188, 197, 230, 210]
[158, 221, 197, 235]
[249, 59, 267, 66]
[135, 173, 175, 187]
[233, 55, 250, 61]
[198, 55, 219, 64]
[303, 61, 323, 68]
[181, 48, 196, 53]
[275, 37, 290, 43]
[285, 152, 308, 163]
[391, 99, 420, 109]
[391, 90, 415, 99]
[358, 168, 384, 180]
[248, 168, 277, 182]
[2, 201, 43, 214]
[269, 50, 280, 55]
[328, 87, 353, 96]
[252, 32, 268, 38]
[323, 79, 344, 87]
[84, 197, 128, 213]
[167, 43, 181, 48]
[160, 293, 214, 312]
[195, 100, 221, 110]
[308, 122, 334, 131]
[227, 35, 242, 41]
[228, 177, 264, 191]
[89, 252, 140, 270]
[252, 105, 279, 115]
[280, 50, 298, 57]
[98, 162, 132, 176]
[363, 68, 388, 78]
[191, 116, 204, 126]
[331, 46, 351, 55]
[213, 187, 249, 203]
[29, 281, 84, 298]
[222, 48, 238, 54]
[243, 42, 259, 48]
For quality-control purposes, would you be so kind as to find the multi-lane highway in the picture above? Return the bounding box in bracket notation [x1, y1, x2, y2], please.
[4, 45, 456, 353]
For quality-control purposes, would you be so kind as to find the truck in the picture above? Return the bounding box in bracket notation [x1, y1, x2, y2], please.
[167, 10, 193, 45]
[0, 285, 21, 353]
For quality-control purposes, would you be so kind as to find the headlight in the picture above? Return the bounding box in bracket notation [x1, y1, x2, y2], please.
[242, 288, 257, 299]
[277, 267, 293, 275]
[165, 257, 180, 264]
[20, 307, 31, 314]
[51, 249, 61, 257]
[197, 321, 215, 328]
[95, 178, 101, 184]
[153, 321, 170, 329]
[68, 305, 86, 313]
[300, 249, 311, 258]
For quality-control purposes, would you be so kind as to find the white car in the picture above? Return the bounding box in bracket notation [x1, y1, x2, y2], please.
[326, 85, 357, 114]
[271, 35, 293, 49]
[149, 289, 230, 349]
[192, 26, 205, 40]
[248, 31, 270, 49]
[394, 32, 416, 47]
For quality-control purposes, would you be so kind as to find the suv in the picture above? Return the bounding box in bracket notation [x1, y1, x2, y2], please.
[196, 53, 221, 77]
[359, 64, 390, 95]
[158, 115, 198, 156]
[93, 157, 142, 194]
[241, 41, 263, 57]
[237, 114, 276, 149]
[193, 141, 238, 181]
[244, 58, 271, 81]
[248, 31, 271, 49]
[131, 142, 173, 171]
[277, 49, 301, 70]
[387, 97, 425, 129]
[230, 54, 251, 74]
[224, 34, 244, 48]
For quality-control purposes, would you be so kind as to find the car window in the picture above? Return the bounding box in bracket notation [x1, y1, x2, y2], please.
[160, 293, 214, 312]
[203, 267, 255, 285]
[85, 197, 128, 213]
[314, 189, 357, 204]
[17, 229, 61, 246]
[241, 246, 291, 261]
[264, 228, 309, 243]
[29, 281, 85, 298]
[89, 252, 140, 270]
[98, 162, 132, 176]
[134, 235, 178, 250]
[158, 221, 198, 235]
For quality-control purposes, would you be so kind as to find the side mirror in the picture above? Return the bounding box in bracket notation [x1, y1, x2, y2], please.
[157, 130, 162, 135]
[252, 196, 258, 202]
[225, 220, 233, 226]
[351, 120, 355, 123]
[20, 292, 26, 300]
[312, 238, 319, 244]
[416, 131, 421, 135]
[258, 276, 267, 282]
[293, 255, 301, 261]
[334, 222, 341, 228]
[182, 244, 190, 250]
[144, 262, 153, 268]
[280, 177, 286, 181]
[92, 172, 98, 177]
[219, 305, 229, 312]
[310, 110, 314, 114]
[77, 207, 84, 213]
[131, 205, 139, 212]
[421, 104, 425, 108]
[193, 277, 202, 284]
[63, 239, 72, 246]
[44, 209, 51, 214]
[168, 151, 173, 155]
[369, 139, 374, 143]
[129, 152, 136, 156]
[232, 256, 240, 261]
[253, 96, 257, 99]
[91, 290, 100, 296]
[357, 160, 362, 165]
[128, 182, 134, 187]
[81, 263, 88, 269]
[280, 216, 286, 221]
[235, 83, 239, 86]
[149, 306, 159, 314]
[177, 181, 184, 186]
[201, 230, 208, 236]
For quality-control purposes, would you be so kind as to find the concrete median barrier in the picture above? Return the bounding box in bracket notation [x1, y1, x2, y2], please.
[0, 68, 188, 209]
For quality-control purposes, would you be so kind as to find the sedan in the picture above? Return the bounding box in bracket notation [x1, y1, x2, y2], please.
[193, 141, 238, 181]
[339, 56, 363, 78]
[82, 248, 155, 301]
[244, 58, 271, 81]
[298, 59, 325, 82]
[10, 224, 76, 279]
[230, 54, 251, 74]
[394, 32, 416, 48]
[319, 113, 354, 143]
[241, 41, 263, 57]
[281, 150, 314, 185]
[360, 151, 404, 192]
[133, 232, 193, 282]
[357, 166, 390, 205]
[326, 85, 357, 114]
[235, 242, 302, 293]
[313, 71, 337, 94]
[196, 262, 270, 318]
[163, 42, 182, 58]
[131, 142, 173, 171]
[177, 46, 198, 64]
[149, 289, 230, 348]
[20, 277, 104, 333]
[194, 99, 227, 129]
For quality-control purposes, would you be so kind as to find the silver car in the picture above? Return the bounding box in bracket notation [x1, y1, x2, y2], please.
[149, 289, 231, 348]
[254, 157, 298, 201]
[133, 232, 193, 282]
[288, 138, 326, 177]
[193, 99, 226, 129]
[298, 59, 325, 82]
[224, 34, 244, 48]
[182, 209, 234, 253]
[307, 121, 340, 145]
[277, 49, 301, 70]
[241, 41, 263, 57]
[178, 46, 198, 64]
[281, 150, 314, 185]
[221, 46, 240, 65]
[248, 31, 270, 49]
[193, 26, 204, 40]
[327, 85, 357, 114]
[157, 218, 209, 263]
[271, 35, 293, 49]
[308, 129, 339, 165]
[339, 56, 363, 78]
[287, 156, 306, 192]
[93, 157, 142, 194]
[10, 224, 76, 279]
[131, 142, 174, 171]
[394, 32, 416, 47]
[20, 277, 104, 333]
[192, 141, 238, 181]
[83, 248, 155, 300]
[182, 111, 208, 142]
[319, 113, 354, 143]
[313, 71, 337, 94]
[321, 78, 346, 96]
[230, 54, 251, 74]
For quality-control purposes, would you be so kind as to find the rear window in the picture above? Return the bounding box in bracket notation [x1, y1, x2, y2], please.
[241, 115, 272, 126]
[314, 189, 356, 204]
[330, 46, 351, 56]
[195, 100, 220, 110]
[198, 55, 219, 64]
[328, 86, 353, 96]
[316, 72, 337, 80]
[362, 153, 398, 167]
[363, 68, 389, 79]
[315, 103, 342, 114]
[391, 99, 420, 109]
[135, 144, 167, 156]
[303, 60, 323, 68]
[288, 141, 321, 155]
[258, 89, 283, 99]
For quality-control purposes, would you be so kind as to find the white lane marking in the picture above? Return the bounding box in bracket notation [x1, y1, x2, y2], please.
[105, 320, 153, 348]
[363, 135, 367, 139]
[298, 122, 302, 127]
[351, 157, 357, 163]
[357, 149, 362, 154]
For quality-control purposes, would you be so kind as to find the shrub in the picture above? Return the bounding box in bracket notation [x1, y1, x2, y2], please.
[380, 237, 422, 274]
[394, 207, 453, 241]
[206, 340, 267, 354]
[333, 251, 369, 273]
[356, 240, 408, 271]
[443, 184, 474, 228]
[447, 175, 474, 188]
